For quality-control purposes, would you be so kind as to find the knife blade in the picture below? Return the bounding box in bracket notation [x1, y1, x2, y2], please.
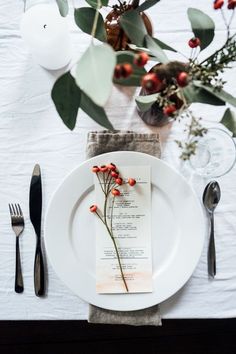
[29, 164, 45, 297]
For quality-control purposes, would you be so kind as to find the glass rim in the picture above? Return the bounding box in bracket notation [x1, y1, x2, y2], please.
[189, 127, 236, 178]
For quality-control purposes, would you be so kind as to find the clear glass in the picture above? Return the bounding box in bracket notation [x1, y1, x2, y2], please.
[189, 127, 236, 178]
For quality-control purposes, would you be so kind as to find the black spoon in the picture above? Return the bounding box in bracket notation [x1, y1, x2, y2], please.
[202, 181, 221, 278]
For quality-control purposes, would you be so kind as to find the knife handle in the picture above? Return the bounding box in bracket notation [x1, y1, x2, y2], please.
[34, 242, 45, 297]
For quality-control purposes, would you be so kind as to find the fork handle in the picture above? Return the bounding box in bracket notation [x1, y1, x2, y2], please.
[15, 237, 24, 293]
[34, 242, 45, 297]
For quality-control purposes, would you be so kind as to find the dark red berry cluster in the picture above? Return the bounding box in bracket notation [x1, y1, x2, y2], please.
[214, 0, 236, 9]
[114, 52, 149, 80]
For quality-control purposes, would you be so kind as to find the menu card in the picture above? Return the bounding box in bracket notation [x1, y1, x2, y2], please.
[95, 166, 152, 294]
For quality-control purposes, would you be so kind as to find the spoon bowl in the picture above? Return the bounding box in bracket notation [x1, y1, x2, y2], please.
[202, 181, 221, 213]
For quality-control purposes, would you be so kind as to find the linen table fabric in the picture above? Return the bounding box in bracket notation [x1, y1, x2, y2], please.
[86, 130, 162, 326]
[0, 0, 236, 321]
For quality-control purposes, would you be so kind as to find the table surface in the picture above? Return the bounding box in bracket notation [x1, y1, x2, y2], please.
[0, 0, 236, 320]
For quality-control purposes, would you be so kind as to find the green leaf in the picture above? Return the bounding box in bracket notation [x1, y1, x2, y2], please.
[85, 0, 108, 9]
[56, 0, 69, 17]
[135, 93, 159, 112]
[74, 8, 106, 42]
[145, 35, 169, 63]
[183, 83, 225, 106]
[51, 72, 81, 130]
[220, 108, 236, 137]
[137, 0, 160, 12]
[194, 81, 236, 107]
[80, 92, 114, 130]
[120, 10, 147, 47]
[76, 43, 116, 106]
[114, 51, 146, 87]
[187, 8, 215, 51]
[128, 39, 176, 55]
[152, 37, 177, 52]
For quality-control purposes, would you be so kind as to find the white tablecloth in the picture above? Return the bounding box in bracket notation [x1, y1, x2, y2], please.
[0, 0, 236, 320]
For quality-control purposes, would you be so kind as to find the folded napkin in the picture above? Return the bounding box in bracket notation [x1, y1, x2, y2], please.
[86, 130, 162, 326]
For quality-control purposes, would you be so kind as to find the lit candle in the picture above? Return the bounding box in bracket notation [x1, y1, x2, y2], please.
[20, 4, 72, 70]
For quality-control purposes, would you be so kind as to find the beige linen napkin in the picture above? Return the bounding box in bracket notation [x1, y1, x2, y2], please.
[86, 130, 162, 326]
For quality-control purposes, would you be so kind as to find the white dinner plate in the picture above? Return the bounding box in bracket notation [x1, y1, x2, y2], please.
[45, 151, 205, 311]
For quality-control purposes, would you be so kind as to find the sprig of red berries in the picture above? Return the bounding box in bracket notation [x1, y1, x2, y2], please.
[89, 163, 137, 292]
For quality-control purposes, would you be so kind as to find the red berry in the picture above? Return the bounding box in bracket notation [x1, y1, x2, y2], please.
[107, 163, 116, 171]
[114, 64, 122, 79]
[134, 52, 149, 67]
[188, 37, 201, 48]
[111, 171, 119, 178]
[214, 0, 224, 9]
[116, 177, 123, 185]
[228, 0, 236, 9]
[121, 63, 133, 78]
[177, 72, 189, 87]
[112, 188, 121, 196]
[163, 105, 177, 116]
[141, 73, 163, 94]
[128, 178, 136, 187]
[92, 165, 100, 173]
[90, 205, 97, 212]
[100, 165, 108, 173]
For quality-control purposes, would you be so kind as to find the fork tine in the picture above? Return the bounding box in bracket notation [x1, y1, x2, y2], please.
[9, 204, 13, 215]
[15, 204, 20, 216]
[18, 204, 23, 217]
[12, 204, 16, 215]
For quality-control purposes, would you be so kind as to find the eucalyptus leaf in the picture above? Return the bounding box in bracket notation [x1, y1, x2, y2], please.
[194, 81, 236, 107]
[76, 43, 116, 106]
[128, 40, 176, 54]
[56, 0, 69, 17]
[137, 0, 160, 12]
[114, 51, 146, 87]
[187, 8, 215, 51]
[135, 93, 159, 112]
[74, 8, 106, 42]
[183, 83, 225, 106]
[120, 10, 147, 47]
[145, 35, 169, 63]
[85, 0, 108, 9]
[51, 72, 81, 130]
[80, 92, 114, 130]
[220, 108, 236, 137]
[152, 37, 177, 53]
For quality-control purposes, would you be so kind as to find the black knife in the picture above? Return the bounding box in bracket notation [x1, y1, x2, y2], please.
[29, 164, 45, 297]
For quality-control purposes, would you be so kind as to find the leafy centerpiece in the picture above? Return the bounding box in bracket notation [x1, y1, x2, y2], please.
[52, 0, 236, 159]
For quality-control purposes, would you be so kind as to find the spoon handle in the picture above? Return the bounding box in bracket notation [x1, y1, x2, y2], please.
[208, 213, 216, 277]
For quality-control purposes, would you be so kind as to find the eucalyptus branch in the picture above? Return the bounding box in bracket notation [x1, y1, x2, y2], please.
[91, 0, 102, 40]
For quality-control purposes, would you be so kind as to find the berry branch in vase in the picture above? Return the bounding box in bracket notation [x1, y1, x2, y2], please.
[90, 163, 136, 293]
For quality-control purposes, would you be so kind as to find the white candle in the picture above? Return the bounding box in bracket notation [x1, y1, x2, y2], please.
[20, 4, 72, 70]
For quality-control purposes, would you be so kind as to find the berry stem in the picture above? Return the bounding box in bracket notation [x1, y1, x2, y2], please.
[96, 172, 106, 194]
[95, 173, 129, 292]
